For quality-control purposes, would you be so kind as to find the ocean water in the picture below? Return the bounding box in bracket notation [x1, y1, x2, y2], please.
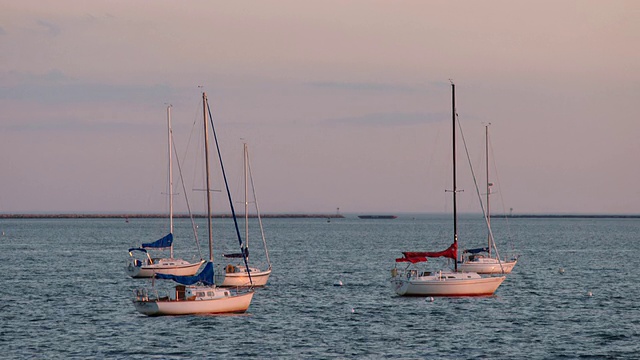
[1, 215, 639, 359]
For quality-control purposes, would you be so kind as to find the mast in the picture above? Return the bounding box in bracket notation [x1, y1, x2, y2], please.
[244, 142, 249, 259]
[452, 82, 458, 272]
[203, 92, 213, 262]
[167, 105, 174, 258]
[485, 124, 492, 257]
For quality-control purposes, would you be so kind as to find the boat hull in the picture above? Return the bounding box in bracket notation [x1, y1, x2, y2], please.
[217, 268, 271, 287]
[457, 259, 517, 274]
[126, 260, 205, 278]
[133, 290, 254, 316]
[390, 272, 505, 296]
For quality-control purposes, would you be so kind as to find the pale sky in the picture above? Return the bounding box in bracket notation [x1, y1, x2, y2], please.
[1, 1, 639, 215]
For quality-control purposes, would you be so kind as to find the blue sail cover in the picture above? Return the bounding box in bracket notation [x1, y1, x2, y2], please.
[142, 233, 173, 249]
[464, 247, 489, 254]
[128, 247, 148, 254]
[223, 247, 248, 258]
[155, 262, 213, 285]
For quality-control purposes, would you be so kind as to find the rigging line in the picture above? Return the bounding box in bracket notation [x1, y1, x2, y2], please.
[246, 146, 271, 267]
[488, 135, 516, 251]
[171, 133, 204, 260]
[456, 115, 504, 271]
[177, 101, 204, 206]
[206, 101, 253, 285]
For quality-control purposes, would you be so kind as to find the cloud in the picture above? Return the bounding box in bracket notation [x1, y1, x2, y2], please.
[3, 69, 74, 84]
[325, 112, 447, 127]
[0, 116, 143, 133]
[0, 70, 175, 104]
[37, 19, 61, 36]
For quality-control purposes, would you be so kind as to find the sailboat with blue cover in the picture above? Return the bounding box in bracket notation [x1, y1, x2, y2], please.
[217, 143, 272, 287]
[457, 124, 518, 274]
[133, 92, 254, 316]
[126, 105, 205, 278]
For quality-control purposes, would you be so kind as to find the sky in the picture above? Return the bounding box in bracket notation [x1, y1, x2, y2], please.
[1, 0, 639, 215]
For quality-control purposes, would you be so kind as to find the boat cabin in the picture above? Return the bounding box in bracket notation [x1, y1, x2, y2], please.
[172, 285, 231, 301]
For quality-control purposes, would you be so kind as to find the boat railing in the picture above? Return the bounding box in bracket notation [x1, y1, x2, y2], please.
[133, 288, 149, 301]
[133, 287, 173, 302]
[390, 268, 422, 280]
[405, 269, 418, 279]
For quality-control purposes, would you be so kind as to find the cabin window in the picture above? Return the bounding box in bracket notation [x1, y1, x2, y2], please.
[196, 292, 205, 297]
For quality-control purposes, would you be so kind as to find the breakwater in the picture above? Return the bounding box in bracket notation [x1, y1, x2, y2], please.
[0, 213, 345, 219]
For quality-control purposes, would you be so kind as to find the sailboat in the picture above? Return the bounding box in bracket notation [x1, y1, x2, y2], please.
[390, 82, 506, 296]
[457, 124, 518, 274]
[126, 105, 205, 278]
[217, 143, 272, 287]
[132, 92, 254, 316]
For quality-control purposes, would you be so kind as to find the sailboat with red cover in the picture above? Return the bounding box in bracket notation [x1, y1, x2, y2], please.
[390, 82, 505, 296]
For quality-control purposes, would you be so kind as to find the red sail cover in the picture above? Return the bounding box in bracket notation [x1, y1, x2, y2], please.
[395, 255, 427, 263]
[395, 242, 457, 263]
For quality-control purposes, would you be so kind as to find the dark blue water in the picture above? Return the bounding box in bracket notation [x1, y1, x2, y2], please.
[1, 216, 639, 359]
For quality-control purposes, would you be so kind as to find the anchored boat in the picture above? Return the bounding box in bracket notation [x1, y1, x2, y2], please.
[133, 92, 254, 316]
[390, 82, 505, 297]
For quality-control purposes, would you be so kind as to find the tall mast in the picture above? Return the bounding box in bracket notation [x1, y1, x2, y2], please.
[167, 105, 174, 258]
[203, 92, 213, 262]
[452, 82, 458, 272]
[486, 124, 492, 257]
[244, 142, 249, 258]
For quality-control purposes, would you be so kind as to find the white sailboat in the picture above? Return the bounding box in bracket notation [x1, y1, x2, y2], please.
[390, 82, 505, 297]
[133, 92, 254, 316]
[126, 105, 205, 278]
[217, 143, 272, 287]
[457, 124, 518, 274]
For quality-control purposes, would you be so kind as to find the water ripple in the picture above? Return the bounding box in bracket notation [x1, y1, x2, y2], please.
[1, 217, 640, 358]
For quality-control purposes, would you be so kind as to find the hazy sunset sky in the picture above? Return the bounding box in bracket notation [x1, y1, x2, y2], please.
[1, 1, 638, 215]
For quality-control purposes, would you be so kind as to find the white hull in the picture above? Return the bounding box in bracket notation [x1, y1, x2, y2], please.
[457, 258, 517, 274]
[217, 267, 271, 287]
[133, 287, 254, 316]
[126, 259, 205, 278]
[390, 271, 505, 296]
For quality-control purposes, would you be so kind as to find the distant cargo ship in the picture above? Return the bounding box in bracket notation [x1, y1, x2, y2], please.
[358, 215, 398, 219]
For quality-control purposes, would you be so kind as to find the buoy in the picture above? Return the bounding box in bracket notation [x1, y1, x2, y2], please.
[351, 308, 355, 313]
[427, 297, 435, 302]
[587, 291, 593, 297]
[558, 267, 565, 274]
[333, 280, 343, 286]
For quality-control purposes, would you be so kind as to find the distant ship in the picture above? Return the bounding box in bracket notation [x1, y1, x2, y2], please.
[358, 215, 398, 219]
